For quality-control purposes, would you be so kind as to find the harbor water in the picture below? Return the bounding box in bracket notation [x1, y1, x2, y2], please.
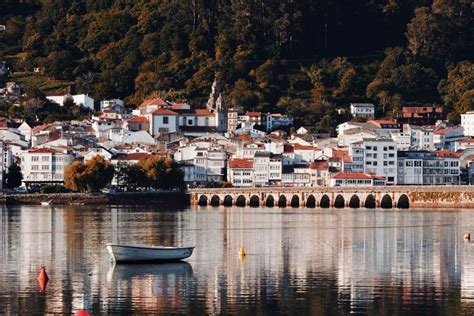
[1, 205, 474, 314]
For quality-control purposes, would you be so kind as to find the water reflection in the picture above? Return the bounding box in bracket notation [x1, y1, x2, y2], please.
[1, 205, 474, 314]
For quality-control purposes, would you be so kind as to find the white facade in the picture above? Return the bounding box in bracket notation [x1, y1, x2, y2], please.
[349, 139, 397, 185]
[350, 103, 374, 117]
[391, 132, 411, 151]
[174, 145, 227, 183]
[20, 148, 75, 185]
[47, 94, 95, 110]
[462, 111, 474, 137]
[227, 159, 254, 187]
[100, 99, 124, 110]
[397, 151, 460, 185]
[149, 111, 179, 135]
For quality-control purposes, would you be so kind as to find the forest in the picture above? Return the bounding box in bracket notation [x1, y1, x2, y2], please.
[0, 0, 472, 129]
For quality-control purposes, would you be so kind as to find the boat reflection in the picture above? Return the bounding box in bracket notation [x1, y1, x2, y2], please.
[105, 262, 195, 313]
[107, 261, 194, 281]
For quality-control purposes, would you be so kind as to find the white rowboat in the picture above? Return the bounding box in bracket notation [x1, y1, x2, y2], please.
[106, 243, 194, 262]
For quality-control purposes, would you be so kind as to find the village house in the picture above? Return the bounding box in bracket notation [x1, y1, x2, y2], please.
[20, 147, 75, 187]
[46, 94, 95, 110]
[227, 158, 254, 187]
[396, 105, 444, 126]
[462, 111, 474, 137]
[350, 103, 374, 118]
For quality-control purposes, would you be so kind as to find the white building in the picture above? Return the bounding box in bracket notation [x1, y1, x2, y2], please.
[404, 125, 434, 150]
[330, 172, 377, 187]
[348, 139, 397, 185]
[227, 158, 254, 187]
[147, 109, 179, 135]
[46, 94, 95, 110]
[174, 145, 227, 184]
[391, 132, 411, 151]
[100, 99, 124, 111]
[397, 151, 460, 185]
[462, 111, 474, 137]
[350, 103, 374, 118]
[20, 148, 75, 186]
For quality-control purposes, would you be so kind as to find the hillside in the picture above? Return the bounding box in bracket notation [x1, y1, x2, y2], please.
[0, 0, 472, 130]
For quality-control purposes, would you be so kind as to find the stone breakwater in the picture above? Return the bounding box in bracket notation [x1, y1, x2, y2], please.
[4, 192, 187, 206]
[189, 186, 474, 209]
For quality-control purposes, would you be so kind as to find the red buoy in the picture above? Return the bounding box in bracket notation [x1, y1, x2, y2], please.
[37, 266, 49, 292]
[74, 310, 90, 316]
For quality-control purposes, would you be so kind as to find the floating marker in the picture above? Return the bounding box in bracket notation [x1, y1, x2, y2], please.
[37, 266, 49, 292]
[239, 246, 246, 257]
[465, 233, 470, 240]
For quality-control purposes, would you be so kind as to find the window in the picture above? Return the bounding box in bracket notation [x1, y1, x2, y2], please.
[32, 165, 39, 170]
[162, 116, 169, 124]
[32, 156, 39, 162]
[42, 156, 49, 162]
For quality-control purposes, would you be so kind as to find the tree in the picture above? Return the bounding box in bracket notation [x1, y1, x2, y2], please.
[138, 156, 184, 190]
[115, 161, 147, 190]
[64, 156, 114, 192]
[4, 163, 23, 189]
[438, 61, 474, 116]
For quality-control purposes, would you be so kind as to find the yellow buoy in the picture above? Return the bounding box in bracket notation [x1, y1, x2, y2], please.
[465, 233, 470, 240]
[239, 246, 246, 257]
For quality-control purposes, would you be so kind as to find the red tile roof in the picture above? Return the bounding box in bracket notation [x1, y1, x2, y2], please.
[293, 143, 317, 151]
[332, 172, 373, 179]
[128, 116, 149, 123]
[246, 111, 261, 117]
[28, 148, 59, 154]
[458, 138, 474, 143]
[310, 160, 329, 170]
[228, 158, 253, 169]
[232, 134, 252, 142]
[436, 150, 462, 158]
[434, 127, 453, 135]
[332, 149, 352, 163]
[194, 109, 214, 117]
[139, 98, 169, 108]
[152, 109, 178, 115]
[117, 153, 151, 161]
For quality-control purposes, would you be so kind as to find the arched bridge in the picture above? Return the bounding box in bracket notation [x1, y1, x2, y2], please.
[189, 186, 474, 209]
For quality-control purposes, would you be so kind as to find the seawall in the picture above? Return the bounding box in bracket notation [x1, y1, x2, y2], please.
[4, 191, 188, 206]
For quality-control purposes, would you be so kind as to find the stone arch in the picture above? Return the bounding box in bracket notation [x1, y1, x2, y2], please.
[198, 195, 208, 206]
[320, 195, 330, 208]
[278, 195, 287, 207]
[349, 195, 360, 208]
[397, 194, 410, 209]
[306, 195, 316, 208]
[223, 195, 233, 207]
[381, 194, 393, 209]
[249, 195, 260, 207]
[210, 195, 220, 206]
[334, 195, 345, 208]
[266, 195, 275, 207]
[236, 195, 246, 207]
[365, 194, 376, 209]
[290, 195, 300, 208]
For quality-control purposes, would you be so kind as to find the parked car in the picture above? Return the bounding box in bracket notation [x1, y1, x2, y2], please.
[14, 187, 28, 194]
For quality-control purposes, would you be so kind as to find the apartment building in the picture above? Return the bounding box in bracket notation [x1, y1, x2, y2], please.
[20, 148, 75, 187]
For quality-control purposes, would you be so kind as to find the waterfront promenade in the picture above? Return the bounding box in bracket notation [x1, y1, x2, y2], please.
[190, 186, 474, 209]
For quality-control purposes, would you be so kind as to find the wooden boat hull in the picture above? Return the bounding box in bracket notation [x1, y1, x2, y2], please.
[106, 243, 194, 262]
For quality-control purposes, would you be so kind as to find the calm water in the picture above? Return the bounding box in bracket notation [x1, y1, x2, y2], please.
[1, 205, 474, 315]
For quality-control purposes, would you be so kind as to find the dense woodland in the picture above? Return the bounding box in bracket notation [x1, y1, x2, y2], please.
[0, 0, 472, 130]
